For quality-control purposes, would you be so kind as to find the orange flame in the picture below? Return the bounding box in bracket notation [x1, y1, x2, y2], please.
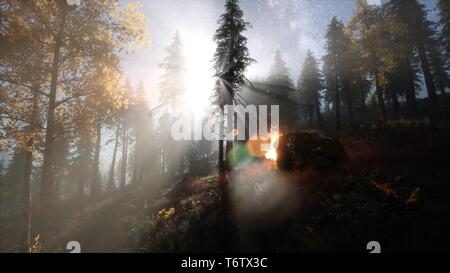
[265, 132, 280, 161]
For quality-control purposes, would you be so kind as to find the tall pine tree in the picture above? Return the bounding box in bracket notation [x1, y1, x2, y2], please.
[438, 0, 450, 63]
[324, 17, 346, 130]
[388, 0, 439, 105]
[267, 50, 294, 89]
[158, 31, 186, 180]
[297, 51, 323, 127]
[213, 0, 254, 175]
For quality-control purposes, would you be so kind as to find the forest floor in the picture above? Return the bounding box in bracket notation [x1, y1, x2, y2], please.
[41, 117, 450, 253]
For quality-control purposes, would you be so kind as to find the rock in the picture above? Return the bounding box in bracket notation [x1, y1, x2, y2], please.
[277, 131, 347, 171]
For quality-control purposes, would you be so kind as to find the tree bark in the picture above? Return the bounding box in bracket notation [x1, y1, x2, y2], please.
[132, 134, 140, 185]
[438, 82, 446, 95]
[22, 83, 40, 252]
[120, 118, 128, 188]
[346, 85, 354, 126]
[218, 104, 225, 181]
[334, 70, 341, 131]
[360, 91, 367, 113]
[91, 119, 102, 198]
[40, 29, 61, 210]
[108, 124, 120, 191]
[22, 140, 33, 253]
[225, 97, 234, 173]
[390, 86, 400, 116]
[39, 4, 67, 249]
[315, 100, 323, 129]
[375, 73, 387, 121]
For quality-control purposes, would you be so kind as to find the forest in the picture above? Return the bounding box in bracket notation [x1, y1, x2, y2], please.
[1, 0, 450, 253]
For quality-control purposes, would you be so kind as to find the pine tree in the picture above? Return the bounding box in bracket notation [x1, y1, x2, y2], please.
[159, 31, 185, 111]
[339, 30, 361, 125]
[437, 0, 450, 63]
[349, 1, 395, 121]
[428, 39, 449, 95]
[267, 50, 294, 89]
[383, 2, 421, 114]
[130, 82, 153, 185]
[324, 17, 346, 130]
[297, 51, 323, 127]
[213, 0, 254, 175]
[158, 31, 185, 180]
[387, 0, 439, 104]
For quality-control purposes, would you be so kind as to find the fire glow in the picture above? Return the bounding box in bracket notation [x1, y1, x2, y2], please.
[265, 132, 280, 161]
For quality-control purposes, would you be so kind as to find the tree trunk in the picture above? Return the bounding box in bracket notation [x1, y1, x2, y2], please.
[309, 105, 314, 127]
[108, 124, 120, 191]
[390, 86, 400, 116]
[40, 31, 61, 210]
[91, 119, 102, 198]
[315, 100, 323, 129]
[218, 104, 225, 184]
[375, 73, 387, 121]
[39, 6, 66, 249]
[418, 45, 438, 105]
[22, 140, 33, 253]
[132, 138, 140, 185]
[225, 97, 234, 173]
[438, 82, 446, 95]
[120, 118, 128, 188]
[359, 79, 366, 113]
[22, 84, 40, 252]
[334, 71, 341, 131]
[346, 85, 354, 126]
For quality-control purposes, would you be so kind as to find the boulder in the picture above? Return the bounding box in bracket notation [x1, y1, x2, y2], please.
[277, 131, 347, 171]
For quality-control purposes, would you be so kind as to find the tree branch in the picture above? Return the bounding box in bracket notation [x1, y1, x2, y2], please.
[0, 115, 46, 131]
[0, 78, 50, 97]
[55, 92, 96, 108]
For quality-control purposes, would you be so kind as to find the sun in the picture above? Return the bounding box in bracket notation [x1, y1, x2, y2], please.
[182, 31, 215, 117]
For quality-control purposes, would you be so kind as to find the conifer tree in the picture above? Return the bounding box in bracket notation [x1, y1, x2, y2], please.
[438, 0, 450, 62]
[324, 17, 346, 130]
[268, 50, 294, 89]
[158, 31, 185, 180]
[298, 51, 323, 127]
[213, 0, 254, 175]
[387, 0, 440, 104]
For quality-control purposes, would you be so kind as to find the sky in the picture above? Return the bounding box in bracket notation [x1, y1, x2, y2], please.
[122, 0, 439, 106]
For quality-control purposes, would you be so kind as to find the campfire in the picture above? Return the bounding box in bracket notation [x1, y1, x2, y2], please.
[264, 132, 280, 161]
